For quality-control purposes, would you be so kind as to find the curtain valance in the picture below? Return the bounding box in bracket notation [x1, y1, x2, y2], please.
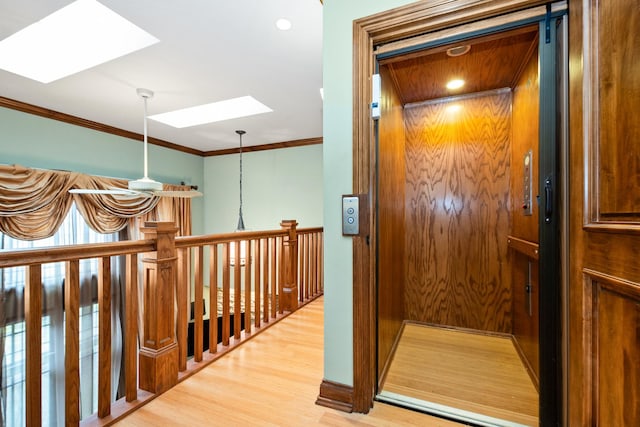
[0, 164, 160, 239]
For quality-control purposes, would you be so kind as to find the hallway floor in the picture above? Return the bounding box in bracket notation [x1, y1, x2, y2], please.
[115, 297, 462, 426]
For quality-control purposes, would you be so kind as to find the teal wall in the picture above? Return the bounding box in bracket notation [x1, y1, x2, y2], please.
[203, 144, 323, 234]
[322, 0, 418, 386]
[0, 106, 205, 234]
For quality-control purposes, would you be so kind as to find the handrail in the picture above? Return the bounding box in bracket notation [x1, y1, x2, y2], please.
[0, 220, 323, 426]
[0, 239, 155, 268]
[507, 235, 539, 260]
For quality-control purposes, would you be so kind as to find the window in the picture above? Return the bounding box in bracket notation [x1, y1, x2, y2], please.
[1, 203, 119, 426]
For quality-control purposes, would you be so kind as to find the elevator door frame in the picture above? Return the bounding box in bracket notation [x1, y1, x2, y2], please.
[350, 1, 567, 426]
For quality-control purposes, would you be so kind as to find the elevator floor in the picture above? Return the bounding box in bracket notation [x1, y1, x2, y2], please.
[377, 323, 538, 427]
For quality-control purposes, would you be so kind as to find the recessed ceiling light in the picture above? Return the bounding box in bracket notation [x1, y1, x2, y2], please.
[149, 96, 273, 128]
[0, 0, 158, 83]
[276, 18, 292, 31]
[446, 45, 471, 57]
[446, 79, 465, 90]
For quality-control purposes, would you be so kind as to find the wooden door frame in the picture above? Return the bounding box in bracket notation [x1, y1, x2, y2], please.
[351, 0, 556, 415]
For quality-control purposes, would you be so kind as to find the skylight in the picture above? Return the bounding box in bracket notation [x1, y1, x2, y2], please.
[0, 0, 159, 83]
[148, 96, 273, 128]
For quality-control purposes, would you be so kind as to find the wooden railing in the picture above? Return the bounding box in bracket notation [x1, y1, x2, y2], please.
[0, 220, 323, 426]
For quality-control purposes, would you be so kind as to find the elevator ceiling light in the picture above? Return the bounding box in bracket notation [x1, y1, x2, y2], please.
[446, 79, 465, 90]
[446, 45, 471, 57]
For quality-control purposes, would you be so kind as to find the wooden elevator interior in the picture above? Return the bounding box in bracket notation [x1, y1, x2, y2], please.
[376, 24, 543, 398]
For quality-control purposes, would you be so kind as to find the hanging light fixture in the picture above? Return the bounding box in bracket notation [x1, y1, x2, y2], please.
[230, 130, 247, 266]
[235, 129, 246, 231]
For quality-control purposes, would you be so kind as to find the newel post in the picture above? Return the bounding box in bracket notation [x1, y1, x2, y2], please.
[280, 220, 299, 312]
[139, 221, 179, 394]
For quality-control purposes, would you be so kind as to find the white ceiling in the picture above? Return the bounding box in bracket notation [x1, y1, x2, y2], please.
[0, 0, 323, 153]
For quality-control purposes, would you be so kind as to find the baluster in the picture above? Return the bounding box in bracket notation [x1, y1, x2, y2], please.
[125, 253, 138, 402]
[300, 234, 307, 302]
[176, 248, 188, 371]
[25, 264, 42, 427]
[193, 246, 204, 361]
[233, 239, 241, 340]
[262, 238, 269, 323]
[311, 233, 317, 296]
[244, 240, 252, 334]
[253, 239, 261, 328]
[65, 260, 80, 425]
[270, 237, 277, 319]
[209, 244, 218, 353]
[222, 243, 230, 346]
[97, 256, 111, 418]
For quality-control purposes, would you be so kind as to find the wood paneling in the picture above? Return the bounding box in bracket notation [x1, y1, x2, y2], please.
[511, 255, 539, 386]
[377, 64, 406, 383]
[589, 272, 640, 426]
[404, 91, 512, 332]
[380, 323, 538, 426]
[510, 45, 539, 242]
[509, 43, 540, 386]
[592, 0, 640, 218]
[569, 0, 640, 424]
[385, 27, 538, 104]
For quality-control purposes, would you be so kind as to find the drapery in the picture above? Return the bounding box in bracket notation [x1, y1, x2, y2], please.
[0, 164, 193, 425]
[0, 164, 160, 239]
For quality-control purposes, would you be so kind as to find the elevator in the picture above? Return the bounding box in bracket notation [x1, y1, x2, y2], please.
[372, 8, 566, 426]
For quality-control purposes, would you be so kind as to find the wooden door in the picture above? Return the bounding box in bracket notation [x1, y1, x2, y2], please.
[568, 0, 640, 425]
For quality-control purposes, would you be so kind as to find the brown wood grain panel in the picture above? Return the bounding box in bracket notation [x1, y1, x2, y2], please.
[509, 43, 540, 388]
[65, 260, 81, 425]
[511, 254, 539, 387]
[25, 265, 42, 427]
[595, 0, 640, 217]
[404, 91, 512, 332]
[125, 254, 138, 402]
[593, 281, 640, 426]
[377, 63, 407, 382]
[510, 45, 539, 243]
[97, 257, 111, 418]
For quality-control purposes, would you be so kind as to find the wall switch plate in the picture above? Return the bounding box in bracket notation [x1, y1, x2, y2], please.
[342, 195, 360, 235]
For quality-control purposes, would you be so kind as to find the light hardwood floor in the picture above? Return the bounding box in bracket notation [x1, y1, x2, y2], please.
[115, 297, 461, 426]
[380, 323, 538, 426]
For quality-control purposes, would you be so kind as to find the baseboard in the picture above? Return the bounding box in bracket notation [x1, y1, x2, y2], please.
[315, 379, 354, 413]
[511, 335, 539, 392]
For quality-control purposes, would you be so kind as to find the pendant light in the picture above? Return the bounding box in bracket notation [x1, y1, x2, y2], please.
[231, 130, 247, 266]
[236, 129, 246, 231]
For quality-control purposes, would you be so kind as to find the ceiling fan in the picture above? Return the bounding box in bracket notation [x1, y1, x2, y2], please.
[70, 88, 202, 199]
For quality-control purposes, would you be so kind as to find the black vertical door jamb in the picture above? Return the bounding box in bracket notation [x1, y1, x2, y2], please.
[538, 13, 562, 427]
